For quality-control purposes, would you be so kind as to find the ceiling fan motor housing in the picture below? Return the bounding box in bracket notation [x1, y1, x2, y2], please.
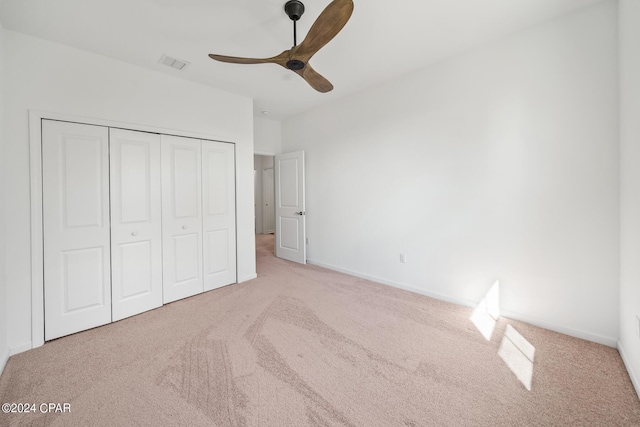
[286, 59, 305, 70]
[285, 0, 305, 21]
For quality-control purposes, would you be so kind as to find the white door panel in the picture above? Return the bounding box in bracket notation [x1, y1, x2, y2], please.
[116, 241, 153, 298]
[61, 247, 107, 313]
[202, 141, 236, 290]
[206, 229, 230, 274]
[275, 151, 306, 264]
[162, 135, 203, 303]
[280, 218, 300, 250]
[110, 129, 163, 321]
[43, 120, 112, 340]
[173, 233, 201, 282]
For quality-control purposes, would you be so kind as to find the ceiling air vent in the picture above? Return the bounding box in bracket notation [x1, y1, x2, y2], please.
[158, 54, 190, 71]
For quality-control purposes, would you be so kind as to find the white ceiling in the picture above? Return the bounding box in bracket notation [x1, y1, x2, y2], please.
[0, 0, 604, 121]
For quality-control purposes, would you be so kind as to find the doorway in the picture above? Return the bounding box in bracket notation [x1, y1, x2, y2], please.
[254, 154, 275, 235]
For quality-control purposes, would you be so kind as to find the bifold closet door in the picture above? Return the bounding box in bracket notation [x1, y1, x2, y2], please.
[110, 129, 163, 321]
[161, 135, 204, 303]
[43, 120, 112, 340]
[202, 141, 236, 290]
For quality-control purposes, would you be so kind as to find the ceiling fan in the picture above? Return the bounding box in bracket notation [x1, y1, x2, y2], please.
[209, 0, 354, 93]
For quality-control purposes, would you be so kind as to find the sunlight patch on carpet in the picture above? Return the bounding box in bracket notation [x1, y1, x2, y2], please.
[470, 281, 501, 340]
[498, 324, 535, 391]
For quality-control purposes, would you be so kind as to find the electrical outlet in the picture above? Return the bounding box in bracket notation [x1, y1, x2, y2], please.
[636, 315, 640, 339]
[400, 253, 406, 264]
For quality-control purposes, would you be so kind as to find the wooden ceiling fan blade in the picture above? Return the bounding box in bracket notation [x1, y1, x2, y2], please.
[293, 63, 334, 93]
[295, 0, 354, 60]
[209, 54, 271, 64]
[209, 51, 290, 67]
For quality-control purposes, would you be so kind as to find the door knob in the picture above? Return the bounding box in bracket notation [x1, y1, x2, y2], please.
[131, 231, 138, 236]
[294, 211, 305, 216]
[182, 225, 188, 230]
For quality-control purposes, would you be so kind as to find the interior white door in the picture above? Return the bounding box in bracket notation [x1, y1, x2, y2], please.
[275, 151, 306, 264]
[42, 120, 112, 340]
[110, 128, 163, 321]
[263, 167, 275, 233]
[161, 135, 203, 303]
[202, 140, 237, 291]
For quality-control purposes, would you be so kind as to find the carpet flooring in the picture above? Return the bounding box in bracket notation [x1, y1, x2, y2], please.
[1, 234, 639, 426]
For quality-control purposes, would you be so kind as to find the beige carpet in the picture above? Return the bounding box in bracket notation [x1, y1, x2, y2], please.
[1, 234, 639, 426]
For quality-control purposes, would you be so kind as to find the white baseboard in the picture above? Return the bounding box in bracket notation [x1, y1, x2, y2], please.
[238, 273, 258, 283]
[618, 340, 640, 400]
[9, 341, 33, 356]
[307, 258, 618, 348]
[308, 258, 477, 306]
[0, 346, 9, 377]
[497, 308, 617, 347]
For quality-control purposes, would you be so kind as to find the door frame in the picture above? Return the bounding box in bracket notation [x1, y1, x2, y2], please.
[253, 151, 277, 236]
[29, 110, 237, 349]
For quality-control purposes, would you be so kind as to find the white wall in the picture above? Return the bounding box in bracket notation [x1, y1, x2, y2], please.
[254, 116, 282, 155]
[619, 0, 640, 397]
[3, 30, 256, 353]
[0, 22, 9, 373]
[283, 1, 619, 345]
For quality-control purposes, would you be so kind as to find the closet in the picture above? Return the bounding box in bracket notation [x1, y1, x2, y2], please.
[42, 120, 236, 340]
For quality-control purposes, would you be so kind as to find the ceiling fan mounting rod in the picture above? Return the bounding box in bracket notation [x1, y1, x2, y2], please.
[284, 0, 305, 47]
